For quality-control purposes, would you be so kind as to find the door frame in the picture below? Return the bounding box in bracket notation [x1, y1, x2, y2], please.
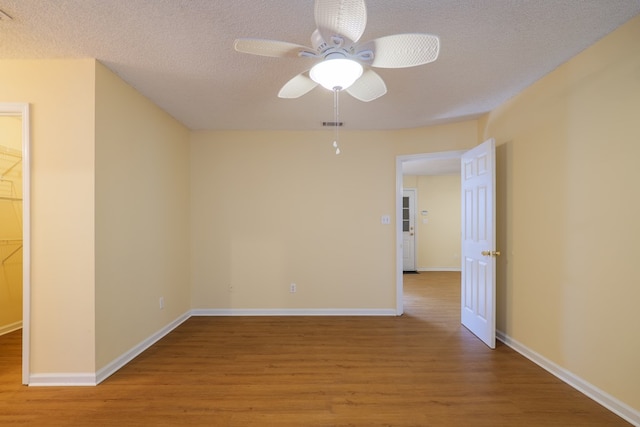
[0, 103, 30, 384]
[395, 150, 466, 315]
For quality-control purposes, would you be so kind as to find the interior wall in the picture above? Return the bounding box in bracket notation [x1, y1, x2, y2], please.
[190, 123, 476, 311]
[0, 55, 476, 379]
[0, 116, 23, 333]
[0, 59, 97, 375]
[403, 175, 461, 271]
[481, 15, 640, 413]
[94, 63, 191, 371]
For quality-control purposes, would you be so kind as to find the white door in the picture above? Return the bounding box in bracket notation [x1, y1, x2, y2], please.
[402, 189, 416, 271]
[461, 139, 497, 349]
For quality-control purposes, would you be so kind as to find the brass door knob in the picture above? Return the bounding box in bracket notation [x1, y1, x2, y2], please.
[481, 250, 501, 257]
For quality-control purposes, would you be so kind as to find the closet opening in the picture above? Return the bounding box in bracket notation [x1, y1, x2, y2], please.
[0, 103, 30, 385]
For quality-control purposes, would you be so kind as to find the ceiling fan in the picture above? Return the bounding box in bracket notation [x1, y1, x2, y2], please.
[234, 0, 440, 102]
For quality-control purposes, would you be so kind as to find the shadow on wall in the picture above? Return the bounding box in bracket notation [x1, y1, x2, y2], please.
[495, 141, 512, 334]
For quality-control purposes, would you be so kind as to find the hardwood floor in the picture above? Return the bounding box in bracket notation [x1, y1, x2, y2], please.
[0, 272, 631, 426]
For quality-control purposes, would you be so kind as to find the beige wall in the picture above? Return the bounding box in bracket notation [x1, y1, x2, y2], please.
[94, 63, 191, 370]
[0, 59, 191, 378]
[190, 124, 476, 311]
[404, 175, 461, 270]
[482, 15, 640, 411]
[0, 59, 97, 374]
[0, 116, 23, 331]
[0, 58, 475, 378]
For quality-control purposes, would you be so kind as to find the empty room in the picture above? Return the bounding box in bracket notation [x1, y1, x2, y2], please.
[1, 1, 639, 425]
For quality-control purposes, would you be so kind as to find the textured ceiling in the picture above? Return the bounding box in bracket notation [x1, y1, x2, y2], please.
[0, 0, 639, 131]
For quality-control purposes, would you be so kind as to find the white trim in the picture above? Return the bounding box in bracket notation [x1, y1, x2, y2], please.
[497, 330, 640, 426]
[95, 310, 191, 384]
[417, 267, 461, 272]
[191, 308, 398, 317]
[29, 373, 96, 387]
[399, 150, 467, 163]
[395, 157, 404, 315]
[21, 104, 30, 386]
[0, 321, 22, 336]
[0, 103, 31, 385]
[27, 307, 399, 387]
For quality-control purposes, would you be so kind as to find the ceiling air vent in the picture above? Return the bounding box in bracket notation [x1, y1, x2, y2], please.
[322, 121, 343, 127]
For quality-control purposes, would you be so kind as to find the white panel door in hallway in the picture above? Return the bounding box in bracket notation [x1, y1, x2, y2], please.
[402, 189, 416, 271]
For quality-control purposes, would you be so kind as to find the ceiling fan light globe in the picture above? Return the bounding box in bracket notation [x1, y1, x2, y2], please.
[310, 58, 363, 91]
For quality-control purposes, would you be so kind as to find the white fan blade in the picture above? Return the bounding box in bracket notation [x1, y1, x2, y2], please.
[278, 72, 319, 98]
[315, 0, 367, 44]
[361, 34, 440, 69]
[346, 69, 387, 102]
[234, 38, 313, 58]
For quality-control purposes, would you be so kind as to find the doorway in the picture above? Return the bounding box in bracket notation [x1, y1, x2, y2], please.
[0, 103, 30, 385]
[395, 150, 465, 315]
[0, 116, 23, 336]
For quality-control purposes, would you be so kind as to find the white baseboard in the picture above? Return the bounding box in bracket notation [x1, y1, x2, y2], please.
[96, 308, 394, 384]
[29, 373, 96, 386]
[29, 308, 398, 387]
[191, 308, 397, 316]
[0, 320, 22, 336]
[95, 310, 191, 384]
[496, 330, 640, 426]
[417, 267, 461, 272]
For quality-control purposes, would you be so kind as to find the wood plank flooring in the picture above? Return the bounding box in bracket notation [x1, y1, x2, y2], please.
[0, 272, 631, 426]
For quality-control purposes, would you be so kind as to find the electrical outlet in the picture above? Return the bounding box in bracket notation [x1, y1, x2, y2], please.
[290, 283, 296, 293]
[381, 215, 391, 225]
[159, 297, 164, 309]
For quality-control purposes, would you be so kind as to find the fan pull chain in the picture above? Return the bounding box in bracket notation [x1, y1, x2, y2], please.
[333, 88, 341, 155]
